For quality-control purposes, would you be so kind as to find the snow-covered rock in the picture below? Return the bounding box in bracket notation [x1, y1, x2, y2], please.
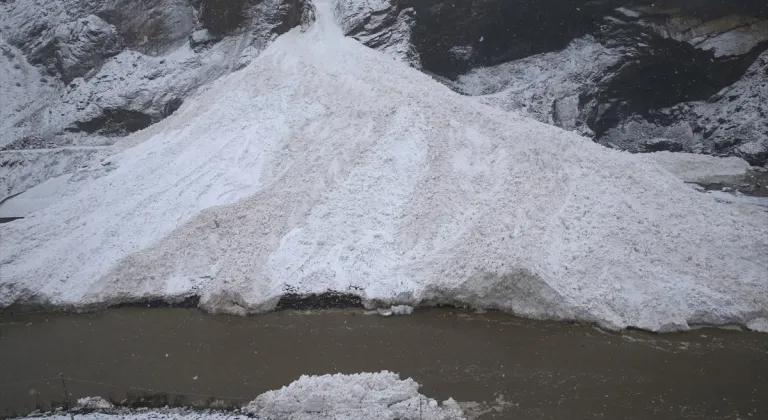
[2, 1, 766, 332]
[451, 36, 619, 133]
[334, 0, 419, 66]
[335, 0, 768, 164]
[0, 0, 315, 201]
[48, 14, 124, 83]
[601, 49, 768, 166]
[629, 7, 768, 57]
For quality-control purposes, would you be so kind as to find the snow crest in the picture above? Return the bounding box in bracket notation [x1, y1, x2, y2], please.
[1, 0, 767, 331]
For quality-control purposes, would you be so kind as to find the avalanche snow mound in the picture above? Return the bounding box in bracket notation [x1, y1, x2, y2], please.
[1, 0, 767, 331]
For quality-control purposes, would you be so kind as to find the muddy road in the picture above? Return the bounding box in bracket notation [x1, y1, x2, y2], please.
[1, 307, 766, 419]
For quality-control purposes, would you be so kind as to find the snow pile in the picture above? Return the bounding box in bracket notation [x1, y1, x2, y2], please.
[246, 371, 463, 419]
[1, 0, 767, 331]
[23, 372, 465, 420]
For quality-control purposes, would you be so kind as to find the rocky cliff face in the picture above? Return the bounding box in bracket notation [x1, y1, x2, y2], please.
[337, 0, 768, 166]
[0, 0, 314, 199]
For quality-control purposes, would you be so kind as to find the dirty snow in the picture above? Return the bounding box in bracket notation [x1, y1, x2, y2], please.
[23, 372, 465, 420]
[1, 0, 767, 331]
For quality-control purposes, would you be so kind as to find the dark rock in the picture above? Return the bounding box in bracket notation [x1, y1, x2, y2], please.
[339, 0, 768, 165]
[94, 0, 196, 55]
[163, 97, 184, 118]
[49, 15, 125, 83]
[74, 108, 153, 136]
[273, 0, 317, 35]
[641, 138, 684, 153]
[199, 0, 248, 35]
[580, 22, 765, 138]
[406, 0, 619, 79]
[276, 292, 364, 310]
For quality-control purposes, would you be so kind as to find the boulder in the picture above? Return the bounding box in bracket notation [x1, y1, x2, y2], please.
[51, 15, 124, 83]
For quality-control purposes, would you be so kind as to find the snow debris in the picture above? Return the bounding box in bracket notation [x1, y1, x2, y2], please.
[76, 396, 114, 410]
[615, 7, 640, 19]
[22, 372, 466, 420]
[746, 317, 768, 333]
[245, 371, 464, 419]
[377, 305, 414, 316]
[1, 0, 767, 332]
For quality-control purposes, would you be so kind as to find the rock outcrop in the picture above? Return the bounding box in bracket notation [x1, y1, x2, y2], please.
[336, 0, 768, 166]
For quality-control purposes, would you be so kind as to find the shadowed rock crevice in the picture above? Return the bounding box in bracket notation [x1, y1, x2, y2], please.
[198, 0, 249, 35]
[73, 108, 153, 135]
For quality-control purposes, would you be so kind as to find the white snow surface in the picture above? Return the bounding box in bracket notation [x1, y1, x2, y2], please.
[24, 372, 465, 420]
[246, 371, 463, 419]
[746, 317, 768, 333]
[1, 0, 767, 331]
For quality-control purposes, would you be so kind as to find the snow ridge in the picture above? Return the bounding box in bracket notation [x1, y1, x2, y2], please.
[1, 0, 767, 332]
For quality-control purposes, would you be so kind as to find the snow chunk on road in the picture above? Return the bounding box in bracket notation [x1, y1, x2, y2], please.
[23, 372, 465, 420]
[1, 1, 767, 331]
[246, 371, 463, 419]
[76, 396, 114, 410]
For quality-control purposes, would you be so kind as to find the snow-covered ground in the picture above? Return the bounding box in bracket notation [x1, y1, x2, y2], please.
[1, 0, 767, 332]
[22, 372, 465, 420]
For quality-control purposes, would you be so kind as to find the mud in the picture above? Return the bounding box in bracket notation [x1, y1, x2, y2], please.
[693, 169, 768, 197]
[0, 307, 766, 419]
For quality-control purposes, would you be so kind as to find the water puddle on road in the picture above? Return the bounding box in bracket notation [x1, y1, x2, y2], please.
[1, 307, 766, 419]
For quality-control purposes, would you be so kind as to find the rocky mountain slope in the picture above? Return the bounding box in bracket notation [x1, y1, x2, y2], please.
[338, 0, 768, 165]
[1, 0, 314, 200]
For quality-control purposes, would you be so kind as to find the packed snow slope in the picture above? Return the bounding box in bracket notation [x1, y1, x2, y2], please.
[1, 0, 767, 332]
